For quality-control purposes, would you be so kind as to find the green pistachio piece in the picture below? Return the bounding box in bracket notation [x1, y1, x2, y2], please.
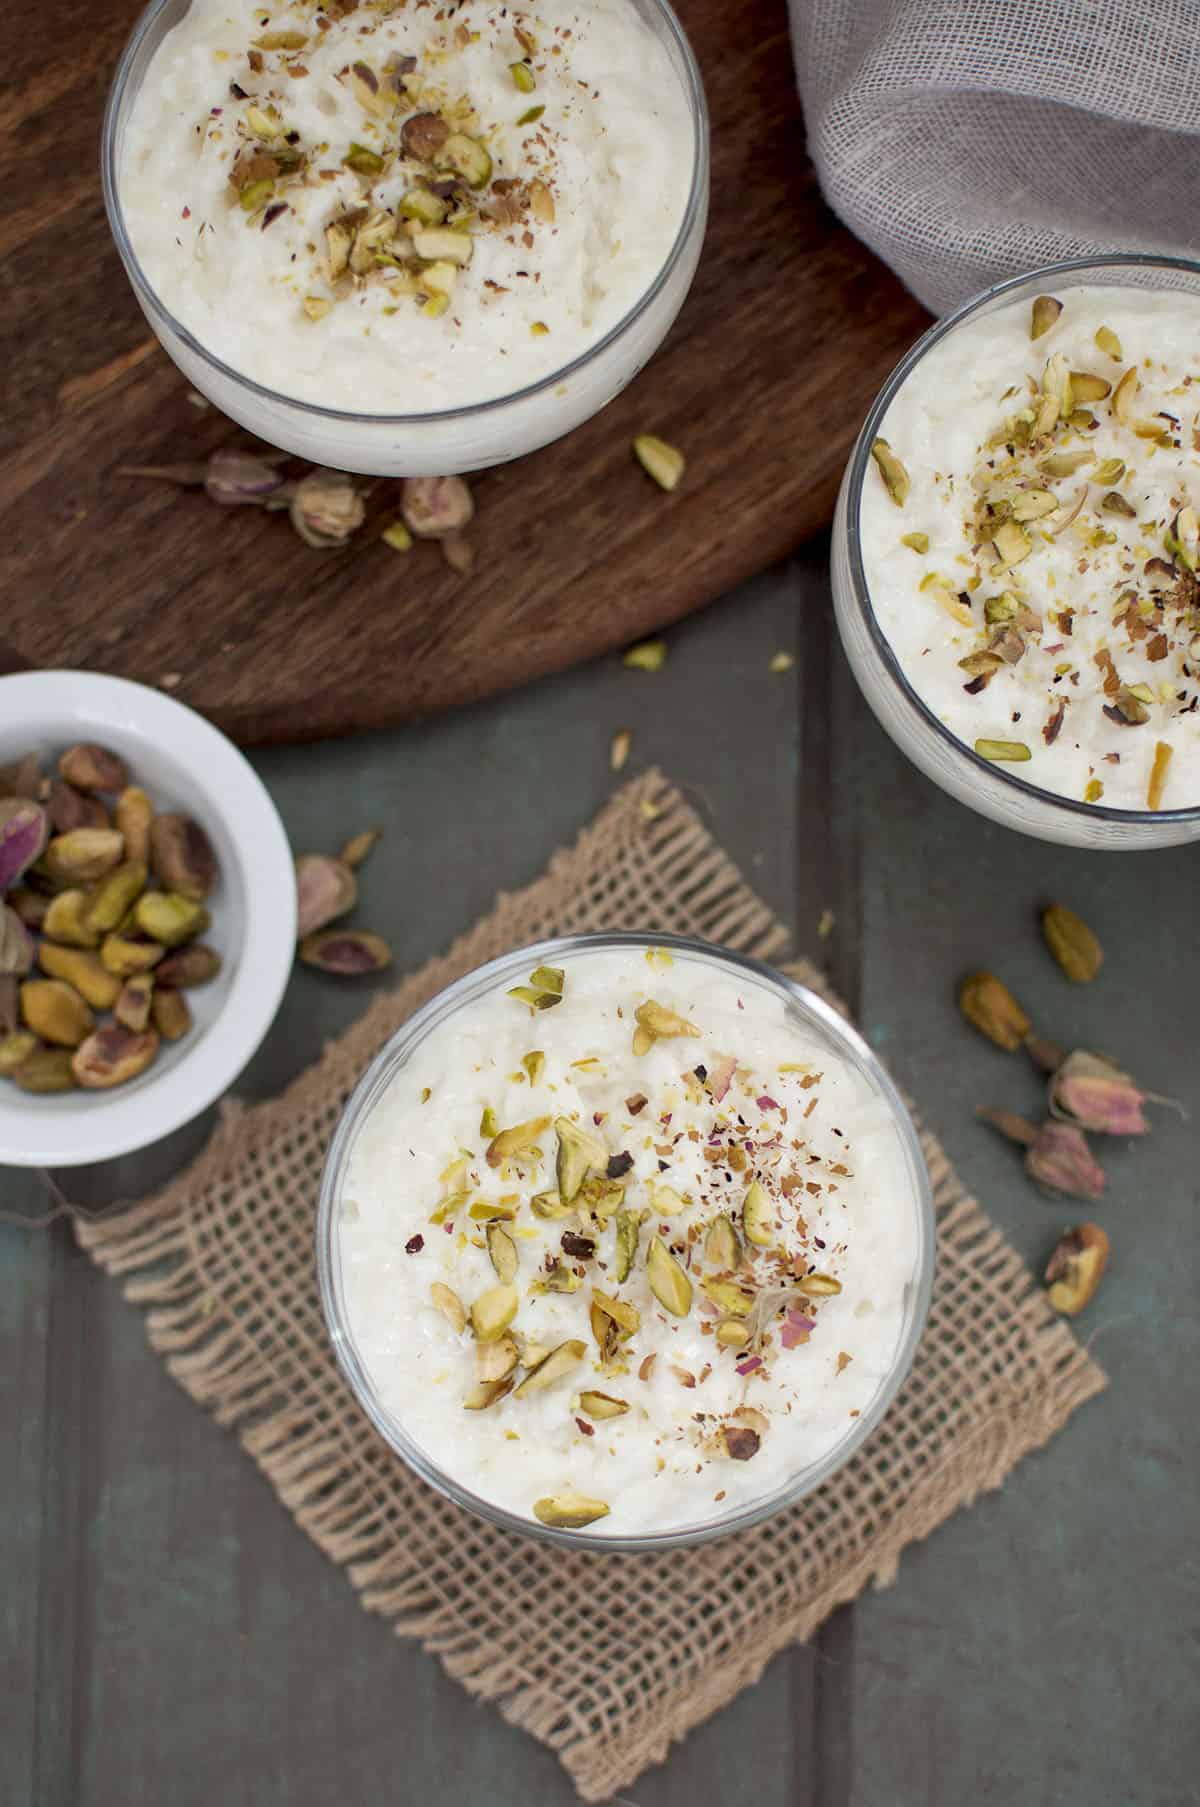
[577, 1391, 628, 1419]
[84, 860, 148, 936]
[513, 1338, 586, 1396]
[613, 1209, 642, 1283]
[532, 1492, 609, 1529]
[646, 1236, 692, 1317]
[436, 132, 492, 187]
[870, 438, 910, 506]
[741, 1179, 776, 1248]
[485, 1222, 518, 1283]
[133, 892, 211, 948]
[704, 1213, 741, 1269]
[554, 1115, 607, 1203]
[37, 943, 121, 1010]
[469, 1282, 518, 1342]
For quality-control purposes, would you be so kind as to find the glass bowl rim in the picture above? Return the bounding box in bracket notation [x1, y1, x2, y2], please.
[101, 0, 710, 428]
[843, 251, 1200, 828]
[315, 930, 936, 1553]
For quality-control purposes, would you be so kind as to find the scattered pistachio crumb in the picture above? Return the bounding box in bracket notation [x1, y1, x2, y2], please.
[769, 651, 793, 673]
[381, 520, 413, 551]
[610, 729, 631, 771]
[623, 639, 667, 672]
[817, 909, 835, 939]
[633, 434, 685, 492]
[1084, 778, 1104, 803]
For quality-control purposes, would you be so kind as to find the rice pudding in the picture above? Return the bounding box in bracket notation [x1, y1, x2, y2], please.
[334, 944, 925, 1538]
[117, 0, 696, 419]
[859, 286, 1200, 812]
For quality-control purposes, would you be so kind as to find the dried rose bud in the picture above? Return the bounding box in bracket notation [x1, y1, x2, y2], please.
[1041, 903, 1103, 983]
[979, 1110, 1106, 1201]
[1025, 1121, 1106, 1201]
[289, 470, 366, 548]
[400, 475, 474, 539]
[1048, 1050, 1148, 1137]
[205, 447, 286, 506]
[958, 971, 1032, 1051]
[1044, 1222, 1109, 1315]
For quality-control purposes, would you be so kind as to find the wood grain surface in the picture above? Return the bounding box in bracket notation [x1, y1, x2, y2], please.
[0, 0, 928, 744]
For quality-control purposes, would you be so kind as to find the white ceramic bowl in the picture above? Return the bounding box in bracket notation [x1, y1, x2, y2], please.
[0, 671, 295, 1166]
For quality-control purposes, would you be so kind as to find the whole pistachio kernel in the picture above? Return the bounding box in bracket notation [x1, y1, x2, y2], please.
[20, 978, 94, 1048]
[1029, 294, 1063, 340]
[957, 971, 1032, 1052]
[72, 1024, 159, 1089]
[870, 437, 909, 506]
[1041, 903, 1103, 984]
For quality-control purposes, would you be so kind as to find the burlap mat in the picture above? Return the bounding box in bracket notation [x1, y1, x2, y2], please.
[76, 771, 1105, 1802]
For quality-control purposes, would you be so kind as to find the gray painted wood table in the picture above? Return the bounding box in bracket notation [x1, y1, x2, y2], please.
[4, 547, 1198, 1806]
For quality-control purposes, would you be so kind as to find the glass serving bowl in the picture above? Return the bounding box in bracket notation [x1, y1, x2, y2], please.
[101, 0, 709, 477]
[831, 254, 1200, 850]
[315, 932, 934, 1553]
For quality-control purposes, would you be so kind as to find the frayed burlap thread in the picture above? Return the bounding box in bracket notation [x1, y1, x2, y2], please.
[76, 771, 1105, 1803]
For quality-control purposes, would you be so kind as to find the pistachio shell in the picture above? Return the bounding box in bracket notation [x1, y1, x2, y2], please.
[646, 1236, 692, 1316]
[469, 1282, 518, 1342]
[512, 1338, 586, 1396]
[532, 1492, 609, 1529]
[37, 943, 122, 1010]
[299, 929, 392, 975]
[134, 892, 210, 947]
[42, 890, 101, 948]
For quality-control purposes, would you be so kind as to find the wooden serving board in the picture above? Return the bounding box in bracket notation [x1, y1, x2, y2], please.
[0, 0, 929, 746]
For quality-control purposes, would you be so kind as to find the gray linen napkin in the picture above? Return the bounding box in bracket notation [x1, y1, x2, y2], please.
[789, 0, 1200, 314]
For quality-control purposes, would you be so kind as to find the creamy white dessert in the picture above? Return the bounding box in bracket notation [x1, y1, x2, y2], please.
[337, 946, 922, 1537]
[859, 287, 1200, 812]
[118, 0, 694, 414]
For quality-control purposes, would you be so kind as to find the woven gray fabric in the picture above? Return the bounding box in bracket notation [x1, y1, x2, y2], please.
[790, 0, 1200, 314]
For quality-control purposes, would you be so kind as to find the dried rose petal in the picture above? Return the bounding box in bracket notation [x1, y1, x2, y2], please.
[294, 854, 357, 941]
[0, 798, 48, 889]
[1025, 1121, 1106, 1201]
[1048, 1050, 1148, 1137]
[705, 1053, 736, 1101]
[780, 1309, 816, 1349]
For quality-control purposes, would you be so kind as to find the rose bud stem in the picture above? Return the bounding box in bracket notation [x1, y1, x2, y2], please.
[977, 1107, 1038, 1147]
[1024, 1032, 1066, 1074]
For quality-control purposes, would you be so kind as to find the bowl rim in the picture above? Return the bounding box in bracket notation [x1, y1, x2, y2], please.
[0, 669, 295, 1166]
[843, 251, 1200, 828]
[101, 0, 710, 426]
[315, 930, 936, 1552]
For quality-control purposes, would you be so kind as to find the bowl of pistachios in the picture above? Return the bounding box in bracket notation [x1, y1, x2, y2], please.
[0, 670, 295, 1166]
